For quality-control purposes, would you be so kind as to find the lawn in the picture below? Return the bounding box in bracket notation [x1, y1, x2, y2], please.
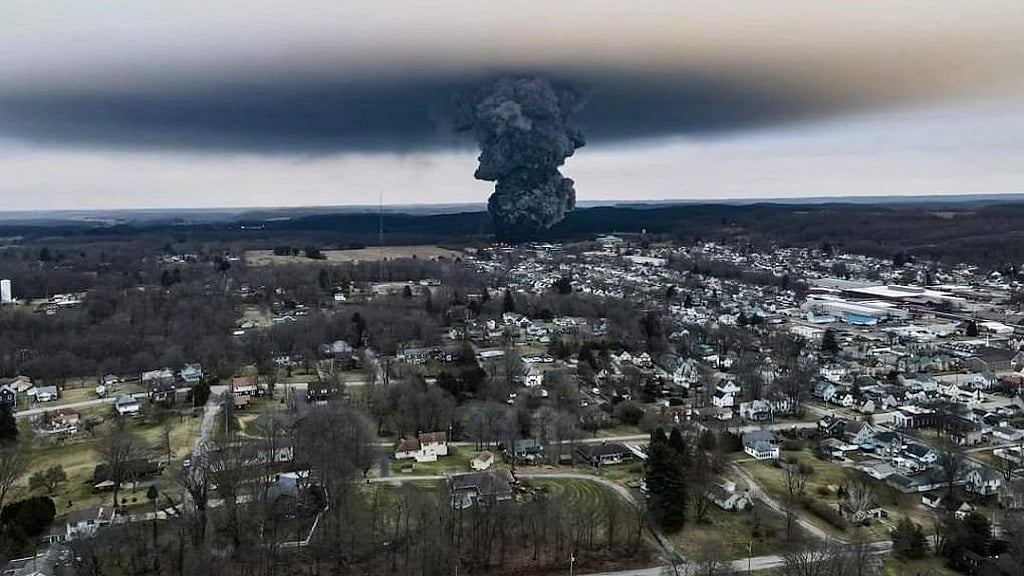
[389, 447, 486, 476]
[521, 477, 640, 538]
[883, 554, 960, 576]
[737, 450, 890, 540]
[671, 502, 806, 560]
[14, 409, 201, 518]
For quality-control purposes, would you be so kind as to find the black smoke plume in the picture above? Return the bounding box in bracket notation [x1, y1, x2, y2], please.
[456, 77, 585, 239]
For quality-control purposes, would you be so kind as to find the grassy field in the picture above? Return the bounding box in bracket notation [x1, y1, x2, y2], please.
[672, 502, 804, 560]
[737, 450, 890, 540]
[883, 554, 959, 576]
[246, 246, 462, 266]
[522, 477, 639, 536]
[15, 408, 201, 518]
[389, 447, 483, 476]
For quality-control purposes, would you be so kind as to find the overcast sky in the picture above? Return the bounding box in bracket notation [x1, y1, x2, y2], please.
[2, 0, 1023, 210]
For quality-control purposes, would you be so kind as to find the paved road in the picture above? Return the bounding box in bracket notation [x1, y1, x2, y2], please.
[192, 385, 227, 456]
[14, 392, 148, 418]
[579, 540, 892, 576]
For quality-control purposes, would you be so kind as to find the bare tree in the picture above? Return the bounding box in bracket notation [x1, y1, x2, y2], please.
[783, 460, 811, 538]
[97, 426, 144, 508]
[0, 447, 28, 510]
[840, 473, 877, 520]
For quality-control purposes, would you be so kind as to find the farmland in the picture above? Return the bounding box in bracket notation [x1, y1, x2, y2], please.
[245, 245, 463, 266]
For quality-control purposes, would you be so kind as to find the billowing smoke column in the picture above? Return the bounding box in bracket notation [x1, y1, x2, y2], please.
[457, 77, 585, 239]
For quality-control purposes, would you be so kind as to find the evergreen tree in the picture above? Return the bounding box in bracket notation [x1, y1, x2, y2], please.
[821, 329, 840, 355]
[965, 320, 979, 337]
[0, 405, 17, 443]
[892, 517, 928, 560]
[660, 428, 691, 532]
[502, 288, 516, 314]
[645, 429, 671, 525]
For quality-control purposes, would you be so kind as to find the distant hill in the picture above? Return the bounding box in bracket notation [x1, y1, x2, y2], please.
[3, 198, 1024, 266]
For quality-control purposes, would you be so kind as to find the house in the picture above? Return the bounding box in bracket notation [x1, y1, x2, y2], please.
[0, 385, 16, 407]
[818, 414, 848, 438]
[838, 499, 885, 524]
[231, 376, 259, 395]
[33, 385, 59, 403]
[470, 451, 495, 471]
[923, 493, 974, 518]
[522, 365, 544, 388]
[903, 443, 938, 464]
[141, 367, 174, 381]
[950, 417, 985, 447]
[148, 378, 179, 403]
[843, 421, 876, 446]
[707, 480, 751, 511]
[965, 466, 1003, 496]
[738, 400, 774, 422]
[712, 390, 735, 408]
[63, 506, 116, 540]
[812, 380, 838, 402]
[393, 431, 449, 462]
[820, 438, 853, 460]
[448, 470, 516, 508]
[114, 394, 141, 416]
[742, 430, 779, 460]
[52, 409, 80, 431]
[306, 381, 341, 403]
[319, 339, 354, 357]
[576, 442, 633, 467]
[92, 459, 163, 491]
[142, 367, 181, 402]
[892, 406, 940, 429]
[504, 438, 544, 464]
[179, 363, 203, 384]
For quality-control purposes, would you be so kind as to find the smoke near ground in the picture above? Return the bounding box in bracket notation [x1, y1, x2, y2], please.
[457, 77, 585, 239]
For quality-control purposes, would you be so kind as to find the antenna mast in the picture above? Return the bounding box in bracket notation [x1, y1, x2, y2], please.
[378, 191, 384, 282]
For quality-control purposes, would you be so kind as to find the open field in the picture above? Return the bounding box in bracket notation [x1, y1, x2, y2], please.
[672, 502, 806, 560]
[737, 449, 890, 541]
[522, 477, 640, 535]
[246, 245, 463, 266]
[15, 408, 201, 518]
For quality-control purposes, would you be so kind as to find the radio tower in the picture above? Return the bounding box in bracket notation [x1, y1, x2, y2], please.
[378, 191, 385, 282]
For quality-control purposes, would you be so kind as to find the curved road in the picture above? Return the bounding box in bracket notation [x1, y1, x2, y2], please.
[369, 472, 894, 574]
[730, 463, 834, 542]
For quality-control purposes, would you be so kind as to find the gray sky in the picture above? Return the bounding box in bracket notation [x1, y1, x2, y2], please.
[2, 0, 1023, 210]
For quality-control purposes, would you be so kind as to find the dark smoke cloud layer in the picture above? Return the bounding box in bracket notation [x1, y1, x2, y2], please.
[456, 77, 585, 237]
[0, 70, 819, 154]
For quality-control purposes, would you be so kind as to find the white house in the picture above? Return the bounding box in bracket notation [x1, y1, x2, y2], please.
[742, 431, 779, 460]
[394, 431, 449, 463]
[32, 385, 59, 403]
[114, 395, 141, 416]
[64, 507, 115, 541]
[712, 390, 735, 408]
[523, 365, 544, 388]
[965, 466, 1004, 496]
[708, 480, 751, 511]
[470, 451, 495, 471]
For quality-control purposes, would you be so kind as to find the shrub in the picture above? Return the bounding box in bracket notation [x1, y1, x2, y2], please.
[780, 439, 804, 451]
[802, 498, 847, 531]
